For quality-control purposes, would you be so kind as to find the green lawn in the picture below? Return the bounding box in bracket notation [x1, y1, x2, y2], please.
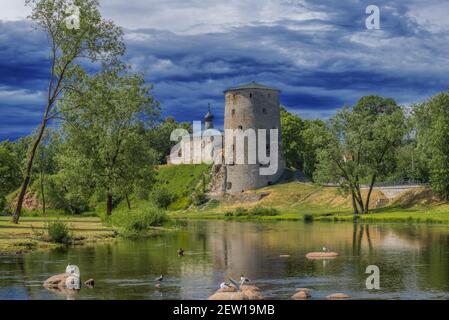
[0, 216, 116, 254]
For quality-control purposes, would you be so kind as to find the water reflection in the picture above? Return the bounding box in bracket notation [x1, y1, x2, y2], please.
[1, 220, 449, 300]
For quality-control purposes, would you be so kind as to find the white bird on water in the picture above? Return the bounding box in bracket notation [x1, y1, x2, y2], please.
[220, 282, 230, 289]
[322, 246, 328, 252]
[240, 275, 250, 286]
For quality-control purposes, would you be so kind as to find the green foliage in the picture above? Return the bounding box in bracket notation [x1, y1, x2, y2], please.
[0, 145, 22, 210]
[59, 68, 160, 215]
[191, 191, 208, 206]
[280, 107, 325, 178]
[154, 164, 211, 210]
[148, 117, 191, 164]
[225, 206, 279, 217]
[110, 203, 166, 236]
[47, 221, 71, 244]
[150, 188, 175, 209]
[11, 0, 126, 223]
[249, 206, 279, 216]
[414, 91, 449, 199]
[168, 196, 191, 211]
[304, 214, 314, 222]
[314, 95, 407, 213]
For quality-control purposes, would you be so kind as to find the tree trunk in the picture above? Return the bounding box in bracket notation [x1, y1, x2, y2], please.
[355, 185, 365, 213]
[40, 170, 46, 216]
[106, 193, 113, 216]
[126, 195, 131, 210]
[13, 119, 47, 224]
[351, 191, 359, 215]
[364, 174, 377, 213]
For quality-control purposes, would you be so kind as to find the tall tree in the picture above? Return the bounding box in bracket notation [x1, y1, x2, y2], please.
[0, 146, 22, 210]
[13, 0, 124, 223]
[414, 91, 449, 199]
[59, 68, 159, 216]
[280, 107, 325, 179]
[148, 117, 191, 164]
[314, 96, 406, 214]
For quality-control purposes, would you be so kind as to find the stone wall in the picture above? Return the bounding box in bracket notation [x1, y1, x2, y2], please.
[223, 87, 285, 193]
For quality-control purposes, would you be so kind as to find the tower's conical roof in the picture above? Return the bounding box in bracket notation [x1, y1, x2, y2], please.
[204, 104, 214, 121]
[224, 81, 280, 93]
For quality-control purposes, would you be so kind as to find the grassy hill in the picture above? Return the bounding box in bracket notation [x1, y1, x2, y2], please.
[171, 180, 449, 224]
[154, 164, 211, 210]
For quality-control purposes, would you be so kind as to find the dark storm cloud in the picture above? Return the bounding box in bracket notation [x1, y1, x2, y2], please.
[1, 0, 449, 139]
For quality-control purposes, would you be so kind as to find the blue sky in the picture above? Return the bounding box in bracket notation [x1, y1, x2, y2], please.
[1, 0, 449, 140]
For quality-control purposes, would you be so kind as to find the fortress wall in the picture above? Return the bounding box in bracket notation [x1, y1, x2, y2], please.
[224, 88, 285, 193]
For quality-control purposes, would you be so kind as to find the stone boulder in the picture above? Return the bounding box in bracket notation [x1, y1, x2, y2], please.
[305, 252, 338, 259]
[208, 285, 264, 300]
[327, 293, 350, 300]
[292, 288, 312, 300]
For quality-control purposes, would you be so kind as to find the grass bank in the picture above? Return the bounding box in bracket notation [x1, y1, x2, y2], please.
[169, 181, 449, 224]
[0, 216, 117, 255]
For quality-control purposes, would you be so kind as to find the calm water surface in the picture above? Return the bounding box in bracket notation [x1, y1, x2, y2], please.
[1, 220, 449, 300]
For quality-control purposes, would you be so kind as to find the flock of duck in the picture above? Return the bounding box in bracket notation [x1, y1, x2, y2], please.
[43, 247, 349, 300]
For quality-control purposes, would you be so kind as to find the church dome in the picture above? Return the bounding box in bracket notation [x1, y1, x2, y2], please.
[205, 104, 214, 121]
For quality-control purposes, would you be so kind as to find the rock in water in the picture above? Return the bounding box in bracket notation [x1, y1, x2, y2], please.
[327, 293, 350, 300]
[44, 265, 81, 290]
[292, 290, 311, 300]
[305, 252, 338, 259]
[208, 285, 264, 300]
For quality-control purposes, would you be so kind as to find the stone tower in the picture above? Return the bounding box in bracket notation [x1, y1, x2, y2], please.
[223, 81, 284, 193]
[204, 103, 214, 129]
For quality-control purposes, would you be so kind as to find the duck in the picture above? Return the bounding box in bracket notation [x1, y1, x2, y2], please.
[177, 248, 185, 256]
[155, 274, 164, 282]
[155, 274, 164, 288]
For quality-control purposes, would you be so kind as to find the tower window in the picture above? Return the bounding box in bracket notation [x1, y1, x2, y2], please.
[268, 93, 271, 98]
[249, 93, 253, 98]
[262, 108, 267, 114]
[232, 109, 235, 116]
[227, 182, 232, 190]
[238, 125, 243, 130]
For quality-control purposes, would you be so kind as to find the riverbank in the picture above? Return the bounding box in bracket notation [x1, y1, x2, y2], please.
[169, 181, 449, 224]
[0, 216, 117, 255]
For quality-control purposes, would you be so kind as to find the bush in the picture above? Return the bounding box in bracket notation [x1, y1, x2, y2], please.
[111, 203, 166, 236]
[0, 196, 6, 212]
[151, 188, 175, 209]
[47, 221, 71, 244]
[234, 207, 248, 216]
[304, 214, 314, 222]
[168, 196, 191, 211]
[248, 206, 279, 216]
[225, 206, 279, 217]
[192, 191, 208, 206]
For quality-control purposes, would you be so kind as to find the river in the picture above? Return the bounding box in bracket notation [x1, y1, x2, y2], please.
[1, 220, 449, 300]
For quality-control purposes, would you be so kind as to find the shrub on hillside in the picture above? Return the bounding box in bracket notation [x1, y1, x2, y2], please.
[47, 221, 71, 244]
[248, 206, 279, 216]
[111, 203, 166, 236]
[192, 191, 208, 206]
[151, 188, 175, 209]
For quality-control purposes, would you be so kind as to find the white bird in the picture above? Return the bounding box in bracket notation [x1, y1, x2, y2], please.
[220, 282, 230, 289]
[240, 275, 250, 286]
[322, 246, 328, 252]
[155, 274, 164, 282]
